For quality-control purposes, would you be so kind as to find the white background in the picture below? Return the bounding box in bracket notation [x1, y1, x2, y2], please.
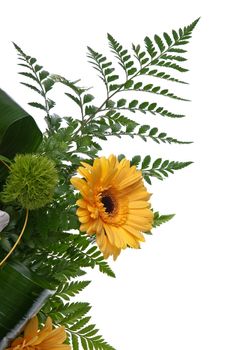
[1, 1, 234, 349]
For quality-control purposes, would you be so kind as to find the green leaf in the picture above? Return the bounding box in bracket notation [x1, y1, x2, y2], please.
[43, 78, 55, 92]
[142, 158, 193, 180]
[87, 47, 117, 93]
[20, 82, 41, 95]
[138, 124, 150, 134]
[65, 93, 81, 107]
[0, 262, 54, 349]
[107, 75, 119, 83]
[144, 36, 157, 58]
[18, 71, 38, 82]
[163, 32, 172, 46]
[34, 64, 43, 72]
[56, 281, 91, 301]
[139, 102, 149, 109]
[71, 334, 79, 350]
[153, 158, 162, 167]
[160, 54, 187, 62]
[0, 89, 42, 163]
[107, 34, 137, 78]
[129, 82, 189, 101]
[28, 102, 46, 111]
[153, 212, 175, 227]
[129, 100, 138, 108]
[83, 94, 95, 104]
[117, 99, 126, 107]
[146, 69, 188, 84]
[154, 34, 165, 52]
[39, 70, 50, 81]
[142, 155, 151, 169]
[131, 155, 141, 166]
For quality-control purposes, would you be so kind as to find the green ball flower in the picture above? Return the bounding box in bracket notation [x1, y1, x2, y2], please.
[2, 154, 58, 210]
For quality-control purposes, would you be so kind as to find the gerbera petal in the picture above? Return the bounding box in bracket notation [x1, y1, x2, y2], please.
[24, 316, 38, 339]
[122, 224, 145, 241]
[40, 345, 71, 350]
[129, 201, 150, 209]
[79, 215, 91, 223]
[112, 247, 121, 260]
[77, 208, 89, 217]
[96, 232, 109, 257]
[80, 161, 92, 170]
[96, 218, 104, 234]
[127, 214, 152, 225]
[7, 317, 70, 350]
[79, 223, 88, 231]
[78, 167, 92, 181]
[86, 221, 97, 234]
[76, 199, 87, 208]
[111, 226, 128, 249]
[103, 223, 115, 245]
[129, 209, 154, 218]
[127, 190, 151, 201]
[70, 177, 85, 190]
[10, 337, 24, 347]
[116, 227, 140, 248]
[40, 327, 67, 346]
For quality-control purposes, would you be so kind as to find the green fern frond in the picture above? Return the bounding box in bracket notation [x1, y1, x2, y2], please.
[107, 33, 137, 78]
[130, 155, 193, 182]
[87, 46, 119, 95]
[139, 67, 188, 84]
[13, 42, 56, 130]
[98, 100, 185, 118]
[123, 81, 190, 101]
[153, 212, 175, 227]
[40, 295, 116, 350]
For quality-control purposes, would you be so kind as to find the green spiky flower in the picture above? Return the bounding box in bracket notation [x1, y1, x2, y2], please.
[1, 154, 58, 210]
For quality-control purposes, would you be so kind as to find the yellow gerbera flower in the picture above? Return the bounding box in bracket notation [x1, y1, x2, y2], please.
[71, 155, 153, 259]
[6, 316, 70, 350]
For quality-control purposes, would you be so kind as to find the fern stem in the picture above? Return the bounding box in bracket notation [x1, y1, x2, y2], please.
[0, 159, 11, 170]
[121, 88, 189, 102]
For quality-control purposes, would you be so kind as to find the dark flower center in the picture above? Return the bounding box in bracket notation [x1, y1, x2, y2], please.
[101, 195, 115, 214]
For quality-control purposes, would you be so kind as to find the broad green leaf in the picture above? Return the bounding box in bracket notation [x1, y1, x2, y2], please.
[0, 261, 54, 350]
[0, 89, 42, 181]
[0, 89, 42, 158]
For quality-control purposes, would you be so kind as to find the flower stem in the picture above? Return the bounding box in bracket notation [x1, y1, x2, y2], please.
[0, 159, 11, 170]
[0, 209, 29, 267]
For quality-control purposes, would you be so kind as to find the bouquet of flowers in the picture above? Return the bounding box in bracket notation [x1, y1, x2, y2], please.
[0, 18, 199, 350]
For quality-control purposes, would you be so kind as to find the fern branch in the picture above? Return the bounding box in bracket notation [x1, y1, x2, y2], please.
[81, 19, 199, 131]
[13, 42, 55, 132]
[152, 212, 175, 227]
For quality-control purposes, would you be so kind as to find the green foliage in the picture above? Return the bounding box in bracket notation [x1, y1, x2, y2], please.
[122, 81, 190, 101]
[87, 47, 119, 95]
[0, 89, 42, 184]
[152, 212, 175, 227]
[56, 281, 91, 301]
[130, 154, 193, 183]
[107, 34, 137, 78]
[85, 115, 191, 145]
[3, 18, 199, 350]
[100, 99, 185, 118]
[0, 262, 54, 348]
[41, 294, 116, 350]
[20, 229, 116, 349]
[13, 43, 56, 131]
